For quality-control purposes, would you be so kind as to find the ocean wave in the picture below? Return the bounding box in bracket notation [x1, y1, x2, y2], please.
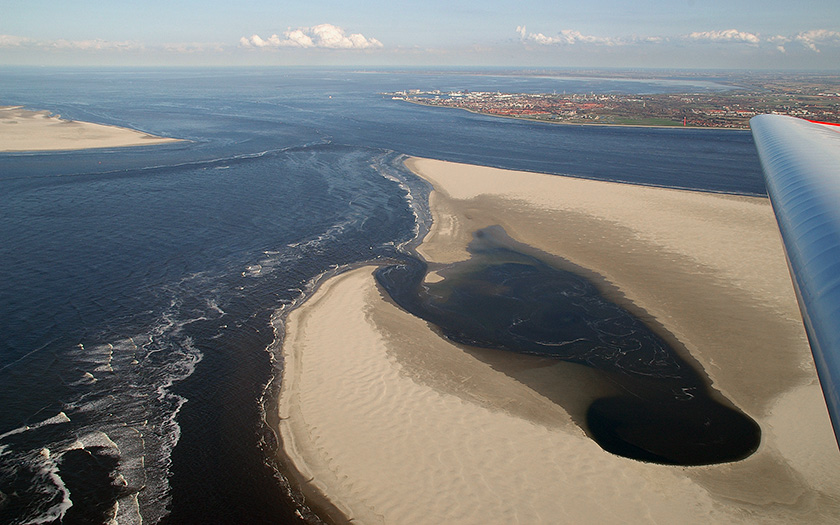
[0, 413, 71, 442]
[0, 280, 215, 524]
[30, 447, 73, 524]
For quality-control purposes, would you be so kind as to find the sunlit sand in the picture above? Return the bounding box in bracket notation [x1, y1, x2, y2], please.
[0, 106, 182, 152]
[276, 157, 840, 523]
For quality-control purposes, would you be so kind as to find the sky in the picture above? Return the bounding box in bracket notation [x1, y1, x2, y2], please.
[1, 0, 839, 69]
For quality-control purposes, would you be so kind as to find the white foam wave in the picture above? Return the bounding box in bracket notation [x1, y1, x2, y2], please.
[284, 218, 357, 254]
[0, 412, 71, 441]
[371, 153, 431, 253]
[112, 492, 143, 525]
[41, 412, 72, 427]
[69, 371, 98, 385]
[64, 430, 121, 453]
[243, 264, 262, 277]
[2, 426, 142, 525]
[9, 287, 209, 524]
[246, 228, 355, 280]
[207, 298, 225, 316]
[28, 447, 73, 524]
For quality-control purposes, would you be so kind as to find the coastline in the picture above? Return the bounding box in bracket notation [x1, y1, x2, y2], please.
[276, 157, 840, 523]
[403, 99, 748, 130]
[0, 106, 183, 152]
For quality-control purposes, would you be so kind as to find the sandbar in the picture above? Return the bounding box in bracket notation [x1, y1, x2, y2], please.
[0, 106, 182, 152]
[276, 157, 840, 523]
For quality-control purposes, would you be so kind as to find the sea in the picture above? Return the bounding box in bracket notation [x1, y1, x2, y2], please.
[0, 67, 765, 524]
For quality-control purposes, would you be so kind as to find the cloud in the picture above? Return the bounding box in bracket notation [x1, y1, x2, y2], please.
[516, 25, 778, 49]
[0, 34, 142, 51]
[0, 35, 34, 47]
[50, 39, 141, 51]
[241, 24, 383, 50]
[794, 29, 840, 53]
[687, 29, 760, 44]
[515, 25, 840, 56]
[516, 25, 619, 46]
[768, 35, 790, 53]
[240, 34, 279, 48]
[164, 42, 225, 54]
[283, 29, 314, 48]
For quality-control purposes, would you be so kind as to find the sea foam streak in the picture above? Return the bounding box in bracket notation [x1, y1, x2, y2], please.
[0, 285, 210, 524]
[257, 151, 431, 520]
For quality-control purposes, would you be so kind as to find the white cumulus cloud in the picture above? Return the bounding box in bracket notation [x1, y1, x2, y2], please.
[283, 29, 315, 48]
[241, 24, 383, 50]
[768, 35, 790, 53]
[516, 25, 618, 46]
[687, 29, 760, 44]
[794, 29, 840, 53]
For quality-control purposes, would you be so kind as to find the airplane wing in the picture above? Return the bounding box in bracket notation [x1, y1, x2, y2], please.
[750, 114, 840, 447]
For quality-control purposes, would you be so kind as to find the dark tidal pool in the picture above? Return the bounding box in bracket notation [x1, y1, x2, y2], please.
[377, 225, 760, 466]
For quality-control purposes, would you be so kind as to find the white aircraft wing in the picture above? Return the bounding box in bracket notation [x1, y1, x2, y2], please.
[751, 114, 840, 447]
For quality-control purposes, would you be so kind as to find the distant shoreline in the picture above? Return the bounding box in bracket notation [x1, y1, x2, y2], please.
[0, 106, 184, 152]
[403, 99, 747, 130]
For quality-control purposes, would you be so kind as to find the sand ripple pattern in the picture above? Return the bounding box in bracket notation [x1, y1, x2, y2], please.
[278, 268, 737, 524]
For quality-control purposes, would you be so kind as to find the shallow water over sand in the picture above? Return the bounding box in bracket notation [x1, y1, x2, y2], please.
[377, 225, 760, 465]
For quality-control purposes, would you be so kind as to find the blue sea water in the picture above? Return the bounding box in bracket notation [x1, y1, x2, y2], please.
[0, 68, 764, 524]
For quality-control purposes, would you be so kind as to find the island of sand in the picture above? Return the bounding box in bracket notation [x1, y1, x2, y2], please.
[0, 106, 182, 152]
[276, 157, 840, 524]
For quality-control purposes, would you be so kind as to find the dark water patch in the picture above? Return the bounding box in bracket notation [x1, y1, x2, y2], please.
[57, 447, 127, 525]
[162, 311, 304, 525]
[377, 225, 760, 465]
[587, 395, 760, 465]
[0, 145, 419, 523]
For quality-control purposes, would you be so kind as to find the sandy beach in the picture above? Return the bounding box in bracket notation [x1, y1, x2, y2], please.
[0, 106, 182, 152]
[277, 157, 840, 523]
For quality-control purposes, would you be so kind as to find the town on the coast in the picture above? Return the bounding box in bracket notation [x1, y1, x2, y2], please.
[386, 73, 840, 128]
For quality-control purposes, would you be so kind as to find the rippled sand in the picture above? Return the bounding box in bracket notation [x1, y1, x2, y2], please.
[276, 157, 840, 524]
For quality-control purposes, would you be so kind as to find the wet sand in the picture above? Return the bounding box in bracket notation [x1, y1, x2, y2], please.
[0, 106, 182, 152]
[276, 157, 840, 523]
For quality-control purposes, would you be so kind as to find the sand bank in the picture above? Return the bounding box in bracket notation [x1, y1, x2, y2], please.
[277, 157, 840, 523]
[0, 106, 182, 152]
